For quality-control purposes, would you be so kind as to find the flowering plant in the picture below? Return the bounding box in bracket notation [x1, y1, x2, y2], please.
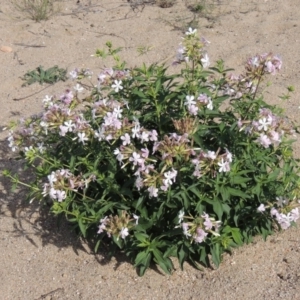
[4, 28, 300, 275]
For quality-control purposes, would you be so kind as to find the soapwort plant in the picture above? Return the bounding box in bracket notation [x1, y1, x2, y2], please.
[4, 28, 300, 275]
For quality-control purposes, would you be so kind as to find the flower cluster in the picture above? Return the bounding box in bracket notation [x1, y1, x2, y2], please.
[185, 94, 213, 115]
[174, 28, 210, 68]
[246, 52, 282, 76]
[257, 197, 300, 230]
[42, 169, 95, 202]
[97, 67, 130, 92]
[97, 211, 139, 240]
[191, 148, 232, 178]
[239, 108, 295, 148]
[179, 210, 221, 244]
[220, 53, 282, 99]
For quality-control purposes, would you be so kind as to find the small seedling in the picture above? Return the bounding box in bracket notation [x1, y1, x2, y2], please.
[13, 0, 60, 22]
[137, 45, 154, 56]
[21, 65, 67, 86]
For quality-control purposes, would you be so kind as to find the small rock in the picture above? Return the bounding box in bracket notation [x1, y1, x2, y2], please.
[0, 46, 13, 53]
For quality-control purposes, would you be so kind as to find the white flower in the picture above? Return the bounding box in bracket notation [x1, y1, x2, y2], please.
[24, 146, 33, 153]
[37, 142, 45, 153]
[184, 95, 196, 107]
[185, 27, 197, 35]
[120, 227, 129, 239]
[257, 203, 266, 212]
[258, 118, 271, 131]
[74, 83, 84, 93]
[114, 148, 124, 162]
[69, 70, 78, 80]
[218, 158, 230, 173]
[111, 80, 123, 93]
[207, 98, 213, 110]
[250, 56, 260, 67]
[178, 209, 185, 223]
[206, 151, 216, 160]
[64, 120, 75, 132]
[47, 172, 57, 186]
[163, 169, 177, 186]
[78, 132, 88, 144]
[113, 106, 123, 119]
[43, 95, 53, 103]
[201, 53, 210, 68]
[133, 214, 140, 225]
[131, 124, 140, 138]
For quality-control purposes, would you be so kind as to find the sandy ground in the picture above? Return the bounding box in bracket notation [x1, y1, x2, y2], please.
[1, 0, 300, 299]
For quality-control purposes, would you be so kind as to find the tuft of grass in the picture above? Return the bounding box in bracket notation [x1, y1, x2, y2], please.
[185, 0, 217, 19]
[156, 0, 176, 8]
[13, 0, 60, 22]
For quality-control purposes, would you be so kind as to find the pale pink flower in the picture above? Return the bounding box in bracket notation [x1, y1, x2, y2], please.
[141, 148, 149, 158]
[135, 177, 144, 190]
[265, 61, 276, 75]
[148, 186, 158, 198]
[149, 130, 158, 141]
[290, 208, 299, 222]
[120, 133, 131, 146]
[182, 223, 191, 237]
[56, 190, 66, 202]
[270, 207, 278, 216]
[256, 134, 272, 148]
[130, 152, 144, 166]
[203, 215, 213, 230]
[269, 130, 281, 146]
[188, 104, 198, 115]
[140, 131, 149, 142]
[194, 228, 208, 243]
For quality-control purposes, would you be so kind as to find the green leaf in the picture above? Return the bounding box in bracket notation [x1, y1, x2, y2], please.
[212, 199, 223, 220]
[78, 217, 86, 237]
[211, 243, 221, 267]
[227, 187, 250, 199]
[134, 232, 150, 244]
[134, 250, 149, 266]
[177, 245, 187, 270]
[152, 248, 173, 275]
